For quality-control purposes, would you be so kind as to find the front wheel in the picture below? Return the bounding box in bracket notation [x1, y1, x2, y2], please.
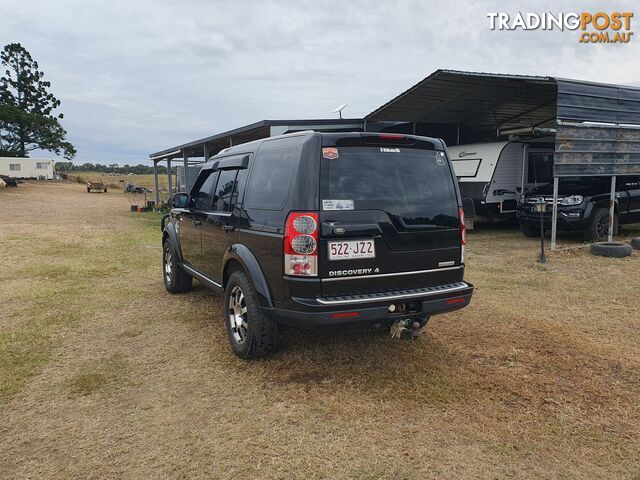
[224, 270, 278, 359]
[584, 208, 618, 242]
[162, 239, 192, 293]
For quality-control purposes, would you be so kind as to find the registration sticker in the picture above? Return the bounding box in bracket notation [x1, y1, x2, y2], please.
[322, 147, 339, 159]
[322, 199, 354, 211]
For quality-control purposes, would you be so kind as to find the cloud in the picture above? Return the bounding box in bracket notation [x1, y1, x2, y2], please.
[1, 0, 638, 164]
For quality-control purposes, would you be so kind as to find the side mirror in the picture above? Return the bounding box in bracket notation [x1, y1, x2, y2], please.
[171, 193, 189, 208]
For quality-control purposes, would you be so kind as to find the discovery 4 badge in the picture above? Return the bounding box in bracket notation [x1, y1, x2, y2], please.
[328, 268, 380, 277]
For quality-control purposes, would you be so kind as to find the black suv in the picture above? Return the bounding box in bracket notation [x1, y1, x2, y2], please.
[517, 177, 640, 241]
[162, 132, 473, 358]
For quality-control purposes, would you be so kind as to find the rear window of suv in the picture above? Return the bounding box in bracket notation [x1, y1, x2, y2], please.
[320, 146, 459, 228]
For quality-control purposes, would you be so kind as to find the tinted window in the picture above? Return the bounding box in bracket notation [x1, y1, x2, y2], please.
[191, 171, 217, 210]
[244, 138, 299, 210]
[213, 169, 238, 212]
[321, 147, 459, 227]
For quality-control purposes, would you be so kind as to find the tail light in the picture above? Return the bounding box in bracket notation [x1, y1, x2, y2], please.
[284, 212, 318, 276]
[459, 207, 466, 263]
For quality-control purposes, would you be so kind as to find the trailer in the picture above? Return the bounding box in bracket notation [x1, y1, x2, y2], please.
[87, 181, 107, 193]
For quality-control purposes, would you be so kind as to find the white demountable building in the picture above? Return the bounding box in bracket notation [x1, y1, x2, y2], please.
[0, 157, 55, 180]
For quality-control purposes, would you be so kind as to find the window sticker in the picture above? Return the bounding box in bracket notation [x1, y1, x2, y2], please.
[380, 147, 400, 153]
[322, 199, 354, 211]
[322, 147, 339, 159]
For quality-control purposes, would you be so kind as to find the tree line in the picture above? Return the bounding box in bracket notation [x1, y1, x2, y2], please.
[55, 162, 176, 175]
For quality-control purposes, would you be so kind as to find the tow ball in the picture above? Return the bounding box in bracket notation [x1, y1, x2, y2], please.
[390, 319, 425, 341]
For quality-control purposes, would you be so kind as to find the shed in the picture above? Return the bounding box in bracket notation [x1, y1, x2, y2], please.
[364, 69, 640, 245]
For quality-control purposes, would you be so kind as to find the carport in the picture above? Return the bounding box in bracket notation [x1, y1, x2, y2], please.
[148, 118, 362, 204]
[365, 69, 640, 248]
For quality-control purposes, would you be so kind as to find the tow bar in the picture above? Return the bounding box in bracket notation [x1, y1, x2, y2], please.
[390, 319, 426, 341]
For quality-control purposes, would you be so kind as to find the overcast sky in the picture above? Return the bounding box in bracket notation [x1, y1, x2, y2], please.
[1, 0, 638, 165]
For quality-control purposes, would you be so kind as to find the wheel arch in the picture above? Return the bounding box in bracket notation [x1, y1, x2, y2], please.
[163, 222, 183, 263]
[223, 245, 273, 308]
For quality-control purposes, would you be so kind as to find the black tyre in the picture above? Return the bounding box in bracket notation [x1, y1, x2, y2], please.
[224, 270, 278, 359]
[162, 239, 192, 293]
[632, 237, 640, 250]
[104, 188, 107, 193]
[591, 242, 632, 258]
[520, 223, 540, 238]
[584, 208, 617, 242]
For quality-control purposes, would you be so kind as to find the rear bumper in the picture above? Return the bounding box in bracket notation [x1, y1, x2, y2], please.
[269, 282, 473, 328]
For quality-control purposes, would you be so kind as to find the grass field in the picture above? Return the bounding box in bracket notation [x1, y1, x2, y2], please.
[1, 182, 639, 479]
[68, 171, 172, 193]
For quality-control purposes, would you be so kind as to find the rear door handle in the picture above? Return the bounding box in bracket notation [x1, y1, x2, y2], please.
[222, 224, 235, 233]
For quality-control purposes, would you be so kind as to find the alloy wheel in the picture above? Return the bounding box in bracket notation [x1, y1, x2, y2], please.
[164, 247, 172, 283]
[596, 214, 610, 240]
[228, 285, 248, 344]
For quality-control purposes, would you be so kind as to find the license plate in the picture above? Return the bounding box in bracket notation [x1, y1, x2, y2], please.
[328, 240, 375, 260]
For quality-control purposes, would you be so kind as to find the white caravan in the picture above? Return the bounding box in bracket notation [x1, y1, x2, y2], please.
[447, 138, 554, 226]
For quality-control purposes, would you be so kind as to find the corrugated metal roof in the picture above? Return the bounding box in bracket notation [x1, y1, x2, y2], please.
[366, 69, 558, 130]
[556, 79, 640, 124]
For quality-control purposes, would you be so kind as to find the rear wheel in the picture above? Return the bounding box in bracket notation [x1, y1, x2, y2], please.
[520, 223, 540, 238]
[224, 270, 278, 359]
[162, 239, 192, 293]
[585, 208, 618, 242]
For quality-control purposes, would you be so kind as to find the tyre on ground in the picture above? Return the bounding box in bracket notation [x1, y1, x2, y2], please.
[590, 242, 632, 258]
[584, 208, 618, 242]
[162, 238, 192, 293]
[224, 270, 278, 359]
[632, 237, 640, 250]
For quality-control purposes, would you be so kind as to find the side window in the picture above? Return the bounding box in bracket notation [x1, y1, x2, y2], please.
[244, 138, 300, 210]
[231, 169, 247, 208]
[212, 169, 239, 212]
[190, 171, 218, 210]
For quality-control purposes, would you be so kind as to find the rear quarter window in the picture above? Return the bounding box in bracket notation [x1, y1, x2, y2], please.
[244, 138, 301, 210]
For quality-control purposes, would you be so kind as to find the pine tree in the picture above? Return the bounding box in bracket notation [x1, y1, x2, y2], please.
[0, 43, 76, 159]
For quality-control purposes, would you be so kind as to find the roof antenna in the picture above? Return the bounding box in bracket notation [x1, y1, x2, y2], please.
[332, 103, 348, 119]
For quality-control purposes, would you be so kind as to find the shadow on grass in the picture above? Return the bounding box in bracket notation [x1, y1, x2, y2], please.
[258, 326, 466, 404]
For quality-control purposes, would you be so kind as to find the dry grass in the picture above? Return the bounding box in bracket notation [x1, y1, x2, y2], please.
[68, 171, 172, 194]
[0, 182, 639, 479]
